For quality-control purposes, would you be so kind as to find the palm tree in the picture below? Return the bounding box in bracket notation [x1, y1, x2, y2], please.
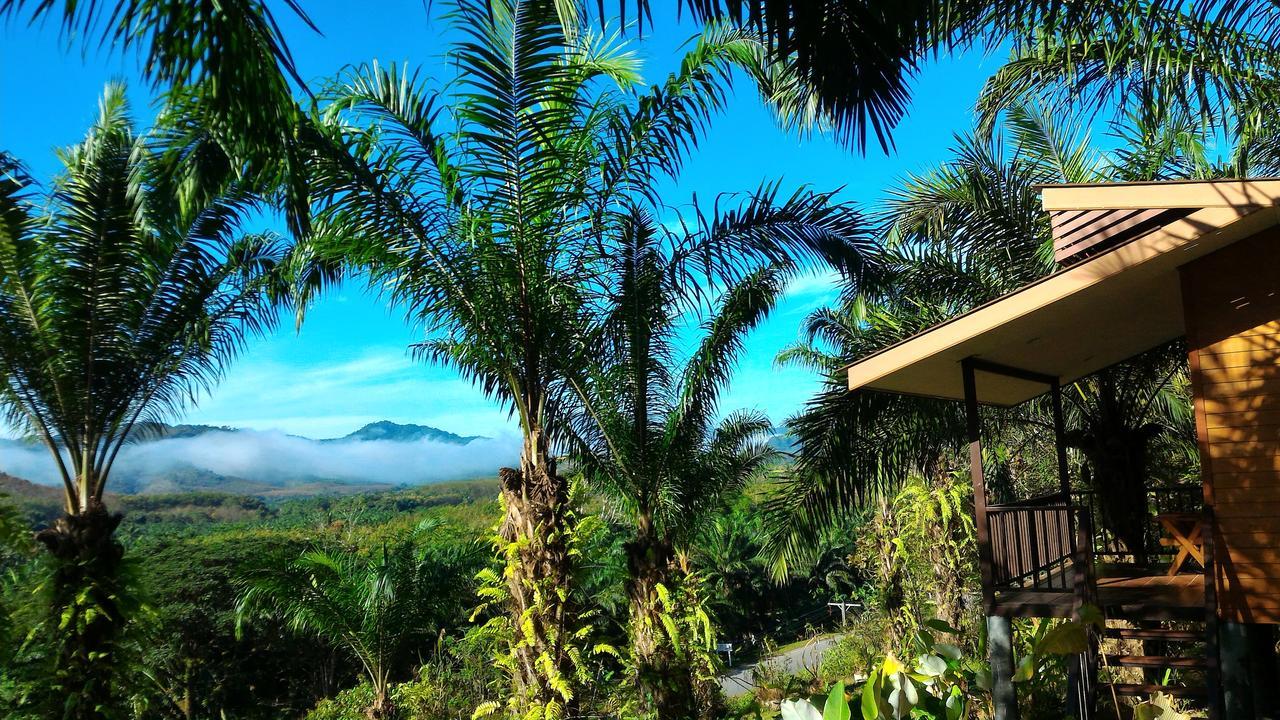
[762, 106, 1236, 573]
[236, 521, 477, 719]
[569, 212, 788, 718]
[0, 85, 287, 718]
[297, 0, 866, 713]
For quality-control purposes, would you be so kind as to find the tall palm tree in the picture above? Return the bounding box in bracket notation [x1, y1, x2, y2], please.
[762, 106, 1234, 573]
[0, 86, 287, 718]
[236, 521, 478, 719]
[569, 211, 791, 718]
[297, 0, 865, 713]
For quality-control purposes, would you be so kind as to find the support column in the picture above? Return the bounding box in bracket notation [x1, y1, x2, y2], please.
[1066, 651, 1093, 720]
[987, 614, 1020, 720]
[1250, 624, 1278, 720]
[1222, 621, 1254, 720]
[962, 359, 994, 610]
[1050, 380, 1072, 501]
[965, 360, 1018, 720]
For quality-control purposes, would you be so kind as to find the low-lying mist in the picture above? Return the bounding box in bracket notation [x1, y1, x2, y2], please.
[0, 429, 522, 490]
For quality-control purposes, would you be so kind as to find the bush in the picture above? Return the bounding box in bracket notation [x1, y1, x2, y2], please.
[305, 683, 377, 720]
[723, 692, 765, 719]
[818, 613, 891, 684]
[304, 655, 497, 720]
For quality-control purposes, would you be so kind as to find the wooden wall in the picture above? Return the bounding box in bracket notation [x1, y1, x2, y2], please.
[1182, 226, 1280, 624]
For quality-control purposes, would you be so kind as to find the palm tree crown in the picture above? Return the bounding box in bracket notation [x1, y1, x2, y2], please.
[0, 85, 287, 517]
[569, 217, 787, 716]
[236, 521, 478, 719]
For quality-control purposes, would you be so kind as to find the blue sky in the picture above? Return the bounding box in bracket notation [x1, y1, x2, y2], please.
[0, 2, 1006, 440]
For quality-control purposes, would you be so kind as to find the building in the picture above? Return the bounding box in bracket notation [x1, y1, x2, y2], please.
[841, 179, 1280, 720]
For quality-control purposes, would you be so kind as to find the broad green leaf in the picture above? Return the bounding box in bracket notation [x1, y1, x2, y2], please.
[925, 619, 962, 635]
[886, 674, 918, 720]
[916, 654, 947, 677]
[974, 667, 993, 692]
[1012, 654, 1036, 683]
[945, 687, 965, 720]
[1076, 604, 1105, 629]
[1133, 702, 1165, 720]
[1036, 623, 1089, 656]
[934, 643, 963, 660]
[823, 681, 851, 720]
[861, 668, 882, 720]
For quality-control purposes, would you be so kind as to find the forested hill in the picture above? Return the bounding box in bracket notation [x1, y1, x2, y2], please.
[0, 472, 502, 537]
[322, 421, 485, 445]
[0, 421, 507, 496]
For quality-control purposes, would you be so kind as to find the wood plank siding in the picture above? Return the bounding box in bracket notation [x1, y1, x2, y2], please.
[1050, 207, 1195, 265]
[1182, 226, 1280, 624]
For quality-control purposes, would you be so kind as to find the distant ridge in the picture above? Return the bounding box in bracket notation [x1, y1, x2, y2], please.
[0, 420, 497, 498]
[324, 420, 484, 445]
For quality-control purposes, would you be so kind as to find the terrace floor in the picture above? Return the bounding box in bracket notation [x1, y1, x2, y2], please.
[992, 566, 1205, 620]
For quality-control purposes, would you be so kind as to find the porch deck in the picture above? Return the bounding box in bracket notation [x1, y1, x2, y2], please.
[993, 568, 1205, 620]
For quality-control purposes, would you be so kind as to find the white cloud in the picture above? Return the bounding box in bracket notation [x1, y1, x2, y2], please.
[784, 269, 842, 299]
[184, 346, 517, 438]
[0, 429, 521, 489]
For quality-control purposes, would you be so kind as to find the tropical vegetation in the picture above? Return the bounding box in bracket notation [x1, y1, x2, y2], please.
[2, 0, 1280, 719]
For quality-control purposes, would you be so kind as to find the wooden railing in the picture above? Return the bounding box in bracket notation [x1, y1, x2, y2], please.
[1070, 485, 1203, 564]
[986, 500, 1081, 592]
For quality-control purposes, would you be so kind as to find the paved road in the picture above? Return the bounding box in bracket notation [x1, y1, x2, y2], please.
[719, 635, 842, 697]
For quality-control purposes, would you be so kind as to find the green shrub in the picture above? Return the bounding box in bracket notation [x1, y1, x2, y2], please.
[818, 613, 891, 684]
[303, 661, 495, 720]
[305, 683, 376, 720]
[723, 692, 765, 719]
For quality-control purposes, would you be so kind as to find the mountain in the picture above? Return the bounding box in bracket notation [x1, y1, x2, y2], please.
[324, 421, 484, 445]
[0, 420, 504, 498]
[149, 424, 238, 439]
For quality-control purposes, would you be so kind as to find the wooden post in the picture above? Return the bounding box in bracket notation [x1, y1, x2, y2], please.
[987, 615, 1021, 720]
[964, 360, 1019, 720]
[1249, 624, 1278, 719]
[963, 359, 995, 611]
[1221, 621, 1253, 720]
[1050, 380, 1072, 501]
[1069, 510, 1097, 720]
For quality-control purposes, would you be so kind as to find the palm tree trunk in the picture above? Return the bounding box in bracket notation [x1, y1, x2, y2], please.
[1071, 425, 1156, 566]
[367, 684, 394, 719]
[497, 427, 577, 715]
[34, 497, 126, 720]
[626, 528, 698, 719]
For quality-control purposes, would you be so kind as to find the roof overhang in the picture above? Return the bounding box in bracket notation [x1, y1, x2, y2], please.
[845, 179, 1280, 406]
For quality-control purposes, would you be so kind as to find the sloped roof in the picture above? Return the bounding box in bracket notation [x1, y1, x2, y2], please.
[844, 179, 1280, 406]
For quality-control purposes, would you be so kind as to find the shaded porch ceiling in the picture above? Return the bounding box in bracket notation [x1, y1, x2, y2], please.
[844, 179, 1280, 406]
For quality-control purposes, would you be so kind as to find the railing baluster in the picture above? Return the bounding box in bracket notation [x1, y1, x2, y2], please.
[984, 502, 1092, 594]
[1031, 508, 1042, 589]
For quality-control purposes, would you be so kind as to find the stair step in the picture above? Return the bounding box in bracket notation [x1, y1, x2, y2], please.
[1103, 654, 1207, 669]
[1105, 683, 1207, 699]
[1104, 628, 1203, 642]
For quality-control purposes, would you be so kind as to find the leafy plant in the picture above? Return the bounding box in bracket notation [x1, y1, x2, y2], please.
[781, 615, 1096, 720]
[236, 520, 478, 719]
[572, 224, 813, 716]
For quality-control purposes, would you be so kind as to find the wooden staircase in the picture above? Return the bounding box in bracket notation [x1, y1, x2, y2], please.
[1099, 621, 1214, 712]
